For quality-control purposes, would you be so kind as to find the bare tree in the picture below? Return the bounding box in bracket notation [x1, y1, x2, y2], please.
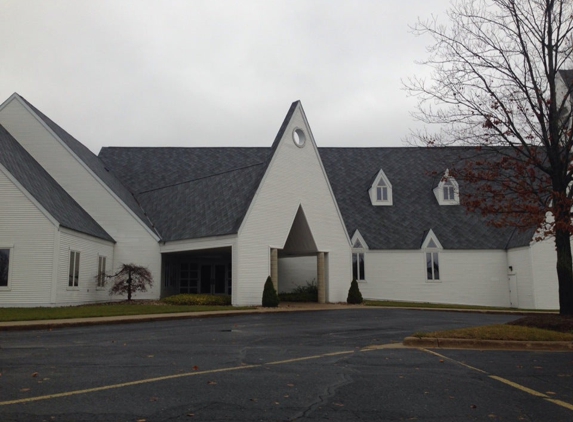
[405, 0, 573, 314]
[107, 264, 154, 301]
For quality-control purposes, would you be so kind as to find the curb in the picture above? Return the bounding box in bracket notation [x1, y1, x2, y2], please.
[403, 336, 573, 351]
[0, 304, 365, 332]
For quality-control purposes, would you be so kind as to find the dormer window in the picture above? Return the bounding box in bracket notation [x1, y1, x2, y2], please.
[434, 169, 459, 205]
[369, 169, 393, 206]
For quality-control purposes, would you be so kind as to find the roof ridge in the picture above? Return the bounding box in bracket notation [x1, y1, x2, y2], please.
[137, 162, 266, 194]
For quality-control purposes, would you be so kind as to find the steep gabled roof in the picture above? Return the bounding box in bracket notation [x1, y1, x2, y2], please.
[319, 147, 535, 250]
[99, 147, 271, 241]
[98, 101, 303, 242]
[0, 124, 113, 242]
[17, 95, 158, 238]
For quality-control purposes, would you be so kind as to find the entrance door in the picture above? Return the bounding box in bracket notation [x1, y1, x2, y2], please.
[179, 263, 198, 294]
[201, 265, 212, 294]
[214, 265, 226, 294]
[508, 274, 518, 308]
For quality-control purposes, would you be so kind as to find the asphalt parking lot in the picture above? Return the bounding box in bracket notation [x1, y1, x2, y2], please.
[0, 309, 572, 421]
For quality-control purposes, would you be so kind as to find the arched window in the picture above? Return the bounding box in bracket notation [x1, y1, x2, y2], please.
[421, 230, 443, 282]
[351, 230, 368, 281]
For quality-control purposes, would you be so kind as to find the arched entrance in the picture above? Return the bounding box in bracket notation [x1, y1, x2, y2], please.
[270, 206, 327, 303]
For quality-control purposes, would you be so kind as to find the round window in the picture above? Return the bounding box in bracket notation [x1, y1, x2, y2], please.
[292, 128, 306, 148]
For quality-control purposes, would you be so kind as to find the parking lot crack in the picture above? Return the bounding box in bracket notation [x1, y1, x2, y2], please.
[288, 373, 353, 420]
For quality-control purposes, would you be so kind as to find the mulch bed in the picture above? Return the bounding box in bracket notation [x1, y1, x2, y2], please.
[508, 314, 573, 333]
[82, 300, 167, 307]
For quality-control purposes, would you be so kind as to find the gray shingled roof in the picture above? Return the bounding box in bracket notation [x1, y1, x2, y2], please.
[320, 147, 534, 250]
[100, 145, 534, 249]
[99, 147, 271, 241]
[0, 124, 114, 242]
[18, 95, 158, 237]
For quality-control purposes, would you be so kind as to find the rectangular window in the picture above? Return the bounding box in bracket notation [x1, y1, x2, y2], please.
[426, 252, 440, 281]
[377, 186, 388, 201]
[97, 256, 106, 288]
[352, 252, 365, 281]
[444, 186, 455, 200]
[0, 248, 10, 287]
[69, 251, 80, 287]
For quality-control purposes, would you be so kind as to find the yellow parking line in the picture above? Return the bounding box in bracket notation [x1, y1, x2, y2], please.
[0, 349, 356, 406]
[420, 348, 573, 413]
[0, 364, 260, 406]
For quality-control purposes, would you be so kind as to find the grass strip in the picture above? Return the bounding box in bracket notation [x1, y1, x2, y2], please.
[365, 300, 552, 312]
[0, 305, 250, 322]
[414, 324, 573, 342]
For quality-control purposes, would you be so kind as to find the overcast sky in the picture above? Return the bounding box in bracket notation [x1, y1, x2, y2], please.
[0, 0, 452, 153]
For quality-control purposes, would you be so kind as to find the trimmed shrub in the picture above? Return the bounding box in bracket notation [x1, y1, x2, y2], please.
[262, 276, 280, 307]
[162, 294, 232, 306]
[278, 280, 318, 302]
[347, 278, 363, 304]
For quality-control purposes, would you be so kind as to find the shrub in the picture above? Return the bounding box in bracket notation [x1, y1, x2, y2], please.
[162, 294, 232, 306]
[107, 264, 153, 301]
[347, 278, 363, 304]
[262, 276, 279, 307]
[278, 280, 318, 302]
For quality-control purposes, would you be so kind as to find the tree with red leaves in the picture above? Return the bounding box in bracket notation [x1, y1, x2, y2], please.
[107, 264, 154, 301]
[405, 0, 573, 314]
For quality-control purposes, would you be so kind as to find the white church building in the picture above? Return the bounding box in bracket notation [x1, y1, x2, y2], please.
[0, 91, 565, 309]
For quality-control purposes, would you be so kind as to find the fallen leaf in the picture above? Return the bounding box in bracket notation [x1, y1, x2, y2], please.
[207, 381, 217, 385]
[137, 419, 146, 422]
[192, 366, 199, 371]
[287, 383, 295, 387]
[470, 405, 477, 409]
[20, 388, 30, 392]
[187, 414, 195, 418]
[439, 359, 444, 363]
[149, 396, 158, 402]
[31, 372, 38, 378]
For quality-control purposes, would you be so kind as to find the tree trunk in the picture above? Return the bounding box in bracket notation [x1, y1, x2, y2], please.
[127, 271, 132, 301]
[554, 229, 573, 315]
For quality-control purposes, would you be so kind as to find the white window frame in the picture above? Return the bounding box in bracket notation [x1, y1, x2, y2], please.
[68, 250, 80, 289]
[434, 169, 460, 205]
[369, 169, 393, 206]
[421, 229, 443, 283]
[97, 255, 107, 289]
[0, 246, 14, 290]
[351, 230, 368, 282]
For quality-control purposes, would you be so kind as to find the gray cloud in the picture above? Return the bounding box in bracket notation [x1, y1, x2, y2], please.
[0, 0, 451, 153]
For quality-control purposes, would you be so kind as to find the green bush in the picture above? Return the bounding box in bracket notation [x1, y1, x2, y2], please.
[347, 278, 363, 304]
[162, 294, 232, 306]
[278, 280, 318, 302]
[262, 276, 280, 307]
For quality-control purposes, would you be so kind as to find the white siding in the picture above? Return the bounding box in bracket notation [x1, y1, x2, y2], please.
[0, 169, 56, 306]
[56, 230, 115, 305]
[360, 249, 510, 307]
[507, 246, 536, 309]
[277, 256, 317, 293]
[236, 105, 351, 306]
[529, 240, 559, 310]
[0, 98, 162, 300]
